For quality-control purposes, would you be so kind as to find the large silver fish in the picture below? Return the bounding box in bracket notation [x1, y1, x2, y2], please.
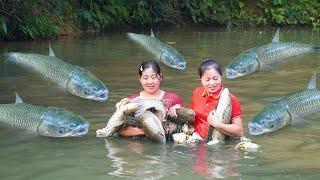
[226, 29, 319, 79]
[127, 30, 186, 70]
[206, 88, 232, 145]
[0, 92, 89, 137]
[5, 45, 108, 102]
[248, 73, 320, 135]
[96, 98, 166, 143]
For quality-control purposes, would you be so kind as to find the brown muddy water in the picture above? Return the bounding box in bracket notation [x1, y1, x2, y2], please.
[0, 26, 320, 179]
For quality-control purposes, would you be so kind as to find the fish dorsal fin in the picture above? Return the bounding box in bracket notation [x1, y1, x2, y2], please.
[48, 44, 56, 57]
[15, 91, 23, 103]
[150, 29, 155, 37]
[307, 73, 317, 90]
[271, 28, 280, 43]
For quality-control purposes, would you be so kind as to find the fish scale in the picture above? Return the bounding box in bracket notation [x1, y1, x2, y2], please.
[248, 73, 320, 135]
[0, 103, 47, 132]
[5, 48, 108, 102]
[0, 97, 89, 137]
[206, 88, 232, 144]
[274, 89, 320, 120]
[127, 32, 186, 70]
[225, 29, 319, 79]
[8, 53, 74, 88]
[128, 33, 169, 60]
[135, 111, 166, 143]
[255, 42, 314, 66]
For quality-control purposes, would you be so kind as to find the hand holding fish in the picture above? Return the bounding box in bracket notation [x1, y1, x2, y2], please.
[167, 104, 182, 119]
[207, 110, 219, 128]
[115, 98, 143, 115]
[115, 98, 130, 110]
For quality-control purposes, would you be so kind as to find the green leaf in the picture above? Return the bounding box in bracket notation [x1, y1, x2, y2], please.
[239, 2, 244, 9]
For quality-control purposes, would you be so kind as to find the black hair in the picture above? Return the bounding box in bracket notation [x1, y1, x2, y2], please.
[198, 59, 222, 78]
[138, 60, 161, 77]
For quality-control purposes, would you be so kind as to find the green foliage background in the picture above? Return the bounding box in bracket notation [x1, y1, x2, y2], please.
[0, 0, 319, 40]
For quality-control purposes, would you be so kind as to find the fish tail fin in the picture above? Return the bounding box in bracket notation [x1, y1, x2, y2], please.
[4, 52, 18, 63]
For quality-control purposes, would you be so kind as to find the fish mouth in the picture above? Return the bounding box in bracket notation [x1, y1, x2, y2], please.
[70, 122, 89, 137]
[248, 122, 269, 136]
[167, 61, 186, 70]
[225, 68, 239, 79]
[90, 89, 109, 102]
[248, 126, 264, 136]
[175, 62, 186, 70]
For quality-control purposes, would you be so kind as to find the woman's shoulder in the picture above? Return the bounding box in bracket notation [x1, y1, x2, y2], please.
[163, 91, 183, 101]
[163, 91, 184, 106]
[192, 87, 204, 95]
[230, 93, 241, 105]
[163, 91, 179, 97]
[128, 92, 140, 99]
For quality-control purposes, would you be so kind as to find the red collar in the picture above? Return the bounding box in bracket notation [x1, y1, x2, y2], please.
[201, 85, 224, 100]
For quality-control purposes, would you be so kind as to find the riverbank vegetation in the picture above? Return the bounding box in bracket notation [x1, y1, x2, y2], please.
[0, 0, 319, 40]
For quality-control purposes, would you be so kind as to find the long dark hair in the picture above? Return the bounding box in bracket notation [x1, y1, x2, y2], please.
[198, 59, 222, 78]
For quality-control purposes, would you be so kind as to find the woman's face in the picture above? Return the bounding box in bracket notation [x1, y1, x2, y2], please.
[200, 68, 222, 94]
[139, 67, 162, 94]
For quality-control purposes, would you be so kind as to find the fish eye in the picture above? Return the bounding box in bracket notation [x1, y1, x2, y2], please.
[59, 129, 64, 133]
[84, 90, 89, 95]
[270, 124, 274, 128]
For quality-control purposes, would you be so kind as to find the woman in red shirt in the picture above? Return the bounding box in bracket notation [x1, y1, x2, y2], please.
[109, 60, 184, 137]
[190, 59, 243, 140]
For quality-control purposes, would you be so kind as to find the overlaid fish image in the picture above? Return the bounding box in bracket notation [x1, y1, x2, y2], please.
[248, 73, 320, 135]
[5, 45, 108, 102]
[225, 29, 320, 79]
[0, 92, 89, 137]
[127, 30, 186, 70]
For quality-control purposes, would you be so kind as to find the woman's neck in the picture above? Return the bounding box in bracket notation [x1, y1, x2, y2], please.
[206, 85, 223, 98]
[140, 90, 164, 99]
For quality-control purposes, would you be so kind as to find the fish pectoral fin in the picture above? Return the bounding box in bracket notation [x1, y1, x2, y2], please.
[7, 130, 38, 141]
[291, 117, 308, 125]
[43, 86, 66, 96]
[165, 41, 176, 45]
[260, 64, 276, 71]
[306, 72, 317, 90]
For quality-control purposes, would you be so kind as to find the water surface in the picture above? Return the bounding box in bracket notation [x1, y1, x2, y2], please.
[1, 26, 320, 179]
